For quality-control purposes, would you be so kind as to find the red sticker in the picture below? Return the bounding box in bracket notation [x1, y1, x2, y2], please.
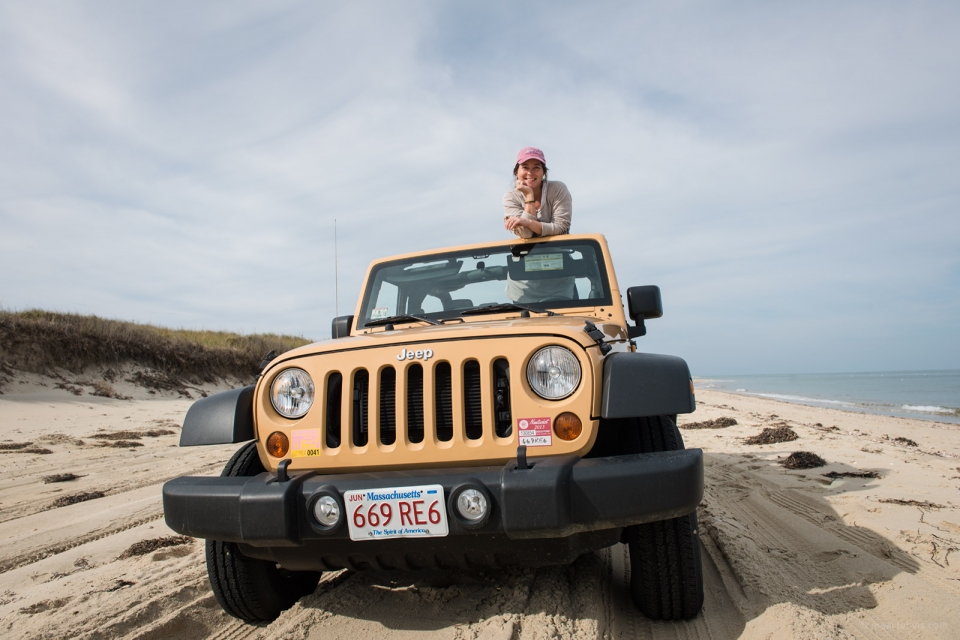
[518, 417, 552, 447]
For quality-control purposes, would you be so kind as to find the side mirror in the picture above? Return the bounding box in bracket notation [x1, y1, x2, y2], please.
[331, 315, 354, 339]
[626, 286, 662, 338]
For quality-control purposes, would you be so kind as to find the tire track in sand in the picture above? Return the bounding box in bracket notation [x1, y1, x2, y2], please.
[700, 458, 960, 639]
[0, 460, 225, 574]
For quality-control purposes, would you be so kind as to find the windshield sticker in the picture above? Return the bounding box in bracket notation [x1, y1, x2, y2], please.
[371, 307, 389, 320]
[404, 260, 448, 272]
[518, 417, 552, 447]
[290, 428, 321, 458]
[524, 253, 563, 272]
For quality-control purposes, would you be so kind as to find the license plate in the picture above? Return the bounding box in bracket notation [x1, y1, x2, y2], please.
[344, 484, 448, 541]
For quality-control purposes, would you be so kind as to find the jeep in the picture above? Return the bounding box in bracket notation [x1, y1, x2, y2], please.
[163, 233, 704, 622]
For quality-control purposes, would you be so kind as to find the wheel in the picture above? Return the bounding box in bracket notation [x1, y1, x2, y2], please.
[205, 442, 321, 623]
[626, 415, 704, 620]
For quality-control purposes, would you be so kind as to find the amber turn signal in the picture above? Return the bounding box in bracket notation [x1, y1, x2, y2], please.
[554, 412, 582, 441]
[266, 431, 290, 458]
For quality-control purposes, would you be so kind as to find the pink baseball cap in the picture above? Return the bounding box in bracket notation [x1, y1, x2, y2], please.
[515, 147, 546, 165]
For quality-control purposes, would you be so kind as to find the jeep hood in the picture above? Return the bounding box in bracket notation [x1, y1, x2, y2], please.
[262, 316, 626, 375]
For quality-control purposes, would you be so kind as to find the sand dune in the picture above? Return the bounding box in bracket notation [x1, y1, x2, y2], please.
[1, 375, 958, 639]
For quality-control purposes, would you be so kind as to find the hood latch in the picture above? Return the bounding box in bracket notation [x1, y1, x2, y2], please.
[583, 321, 612, 355]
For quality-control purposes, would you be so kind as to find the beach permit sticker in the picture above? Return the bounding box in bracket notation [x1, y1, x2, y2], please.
[371, 307, 389, 320]
[517, 417, 552, 447]
[524, 253, 563, 272]
[290, 428, 322, 458]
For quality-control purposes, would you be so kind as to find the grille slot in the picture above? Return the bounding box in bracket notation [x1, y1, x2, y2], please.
[463, 360, 483, 440]
[379, 367, 396, 445]
[352, 370, 369, 447]
[493, 358, 512, 437]
[435, 362, 453, 442]
[326, 372, 342, 448]
[406, 364, 424, 443]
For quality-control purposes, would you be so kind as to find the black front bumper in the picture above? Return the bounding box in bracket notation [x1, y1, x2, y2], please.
[163, 450, 702, 549]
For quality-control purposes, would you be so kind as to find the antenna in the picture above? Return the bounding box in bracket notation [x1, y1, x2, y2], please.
[334, 218, 339, 317]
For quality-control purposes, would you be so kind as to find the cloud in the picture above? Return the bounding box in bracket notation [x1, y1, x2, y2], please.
[0, 1, 957, 374]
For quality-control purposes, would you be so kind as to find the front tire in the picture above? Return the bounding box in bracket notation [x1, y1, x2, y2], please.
[205, 442, 321, 623]
[626, 415, 704, 620]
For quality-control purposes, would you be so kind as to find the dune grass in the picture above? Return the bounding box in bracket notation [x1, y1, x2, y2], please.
[0, 309, 311, 385]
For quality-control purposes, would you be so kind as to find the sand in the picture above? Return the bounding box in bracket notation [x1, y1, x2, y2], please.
[1, 375, 958, 639]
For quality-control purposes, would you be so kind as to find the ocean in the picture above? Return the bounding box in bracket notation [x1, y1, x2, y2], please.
[696, 370, 960, 424]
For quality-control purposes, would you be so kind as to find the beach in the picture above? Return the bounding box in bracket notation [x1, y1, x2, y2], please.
[1, 377, 958, 639]
[697, 370, 960, 425]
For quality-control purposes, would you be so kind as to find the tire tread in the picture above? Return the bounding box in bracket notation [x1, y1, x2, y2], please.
[627, 415, 704, 620]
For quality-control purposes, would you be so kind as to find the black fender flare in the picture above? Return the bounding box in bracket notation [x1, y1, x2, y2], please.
[179, 386, 256, 446]
[600, 352, 695, 419]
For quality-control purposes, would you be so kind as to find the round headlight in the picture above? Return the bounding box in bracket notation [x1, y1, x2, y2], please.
[271, 368, 315, 418]
[526, 346, 581, 400]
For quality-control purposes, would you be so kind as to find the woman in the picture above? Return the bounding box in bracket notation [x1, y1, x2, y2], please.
[502, 147, 575, 303]
[503, 147, 572, 238]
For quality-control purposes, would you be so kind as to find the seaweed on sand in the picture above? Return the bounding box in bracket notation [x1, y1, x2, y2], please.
[680, 417, 738, 430]
[822, 470, 881, 479]
[746, 426, 799, 445]
[50, 491, 106, 508]
[42, 473, 84, 483]
[119, 536, 193, 559]
[782, 452, 826, 469]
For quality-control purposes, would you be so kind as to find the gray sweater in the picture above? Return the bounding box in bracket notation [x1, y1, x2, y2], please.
[502, 179, 572, 238]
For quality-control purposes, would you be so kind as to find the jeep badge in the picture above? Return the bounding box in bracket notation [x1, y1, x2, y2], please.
[397, 348, 433, 361]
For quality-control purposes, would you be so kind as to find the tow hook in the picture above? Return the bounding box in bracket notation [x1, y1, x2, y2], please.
[516, 445, 531, 470]
[277, 459, 291, 483]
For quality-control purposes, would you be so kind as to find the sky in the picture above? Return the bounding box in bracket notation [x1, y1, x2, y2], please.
[1, 1, 958, 376]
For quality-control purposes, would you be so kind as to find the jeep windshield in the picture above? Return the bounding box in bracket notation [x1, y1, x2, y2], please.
[359, 239, 612, 327]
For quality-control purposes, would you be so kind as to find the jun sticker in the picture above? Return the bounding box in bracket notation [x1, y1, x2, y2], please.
[518, 417, 552, 447]
[371, 307, 390, 320]
[290, 428, 322, 458]
[524, 253, 563, 272]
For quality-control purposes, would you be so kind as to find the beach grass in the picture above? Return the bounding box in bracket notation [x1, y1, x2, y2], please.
[0, 309, 311, 384]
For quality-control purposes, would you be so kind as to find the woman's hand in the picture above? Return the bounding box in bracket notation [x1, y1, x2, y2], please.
[504, 215, 542, 235]
[504, 216, 527, 231]
[515, 176, 534, 198]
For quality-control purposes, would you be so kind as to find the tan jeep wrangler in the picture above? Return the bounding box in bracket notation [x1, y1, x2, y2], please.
[163, 233, 703, 623]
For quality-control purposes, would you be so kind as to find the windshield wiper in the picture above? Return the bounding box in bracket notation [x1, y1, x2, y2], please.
[461, 303, 556, 317]
[364, 314, 441, 327]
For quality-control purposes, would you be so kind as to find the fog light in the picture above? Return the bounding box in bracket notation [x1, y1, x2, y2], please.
[266, 431, 289, 458]
[313, 495, 341, 527]
[554, 412, 582, 441]
[456, 489, 488, 522]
